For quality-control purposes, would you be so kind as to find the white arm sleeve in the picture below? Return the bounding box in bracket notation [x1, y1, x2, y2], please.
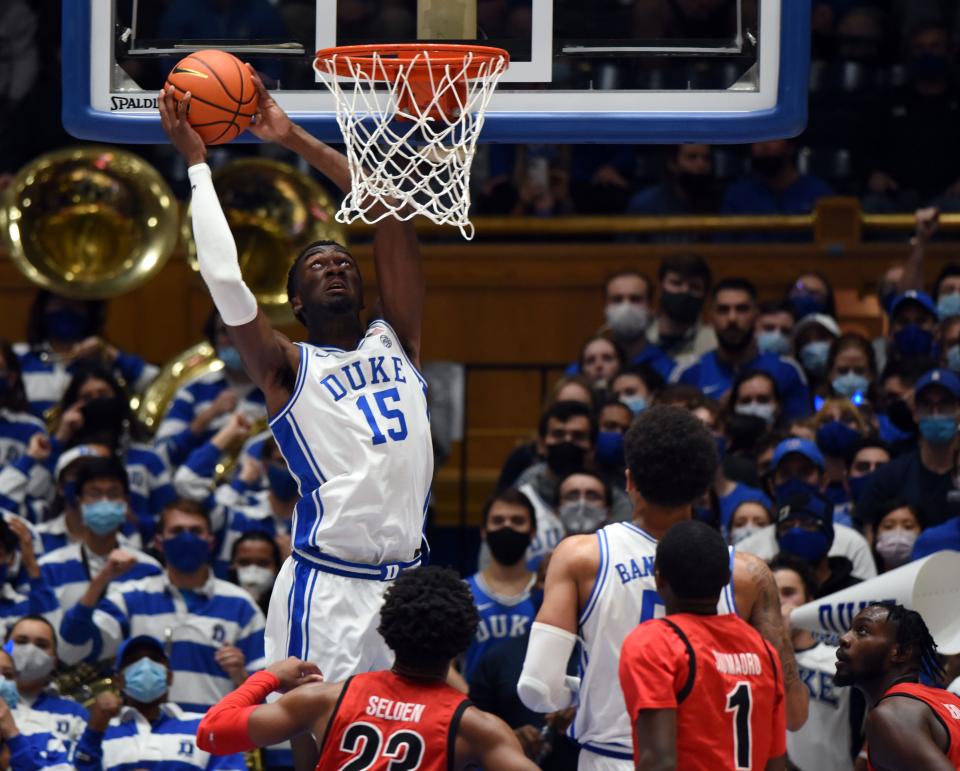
[187, 163, 258, 326]
[517, 621, 578, 713]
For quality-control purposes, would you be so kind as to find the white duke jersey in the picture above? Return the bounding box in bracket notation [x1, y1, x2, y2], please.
[573, 521, 738, 759]
[269, 319, 433, 567]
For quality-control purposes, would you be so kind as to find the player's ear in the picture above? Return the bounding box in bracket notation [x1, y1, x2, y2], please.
[624, 468, 635, 493]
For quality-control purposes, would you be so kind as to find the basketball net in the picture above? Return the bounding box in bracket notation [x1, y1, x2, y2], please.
[314, 45, 509, 240]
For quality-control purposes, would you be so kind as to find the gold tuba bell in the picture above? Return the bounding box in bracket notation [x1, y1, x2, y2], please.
[1, 145, 179, 298]
[184, 157, 347, 323]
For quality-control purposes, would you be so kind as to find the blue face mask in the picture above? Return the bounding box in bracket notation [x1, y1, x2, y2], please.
[848, 472, 874, 504]
[919, 415, 957, 445]
[122, 657, 168, 704]
[947, 345, 960, 373]
[757, 330, 791, 356]
[0, 678, 18, 709]
[815, 420, 861, 458]
[266, 464, 299, 501]
[217, 346, 243, 372]
[799, 341, 831, 377]
[778, 527, 831, 562]
[774, 478, 820, 507]
[621, 395, 646, 415]
[81, 500, 127, 535]
[594, 431, 625, 467]
[832, 372, 870, 399]
[44, 308, 88, 342]
[937, 293, 960, 321]
[893, 324, 934, 358]
[162, 532, 211, 573]
[788, 295, 828, 321]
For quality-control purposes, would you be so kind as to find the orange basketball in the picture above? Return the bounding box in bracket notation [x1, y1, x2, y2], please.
[165, 50, 259, 145]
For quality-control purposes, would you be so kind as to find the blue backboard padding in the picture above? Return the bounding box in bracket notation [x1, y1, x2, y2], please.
[62, 0, 809, 144]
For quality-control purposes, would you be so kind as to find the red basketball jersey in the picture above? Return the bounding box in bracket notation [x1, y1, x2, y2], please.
[316, 670, 471, 771]
[867, 682, 960, 771]
[620, 613, 787, 770]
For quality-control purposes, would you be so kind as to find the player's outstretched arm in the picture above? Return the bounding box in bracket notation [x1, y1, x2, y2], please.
[633, 709, 677, 771]
[455, 707, 539, 770]
[158, 88, 298, 410]
[246, 66, 425, 364]
[732, 552, 809, 731]
[865, 699, 956, 771]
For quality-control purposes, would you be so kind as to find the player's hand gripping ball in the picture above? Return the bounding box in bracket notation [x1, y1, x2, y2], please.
[164, 50, 259, 145]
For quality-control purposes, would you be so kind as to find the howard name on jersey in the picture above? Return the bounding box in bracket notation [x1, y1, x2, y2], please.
[269, 320, 434, 565]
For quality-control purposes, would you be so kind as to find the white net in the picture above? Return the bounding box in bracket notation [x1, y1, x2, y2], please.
[314, 46, 508, 240]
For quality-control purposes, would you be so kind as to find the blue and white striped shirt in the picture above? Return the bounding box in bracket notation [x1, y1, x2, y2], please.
[73, 703, 246, 771]
[122, 442, 176, 542]
[59, 572, 266, 712]
[18, 690, 89, 758]
[0, 409, 46, 467]
[8, 701, 74, 770]
[14, 344, 158, 419]
[0, 579, 59, 636]
[153, 371, 266, 466]
[39, 541, 163, 610]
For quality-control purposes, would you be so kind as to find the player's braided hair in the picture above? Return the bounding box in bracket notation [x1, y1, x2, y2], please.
[378, 566, 480, 671]
[285, 239, 353, 323]
[870, 602, 945, 685]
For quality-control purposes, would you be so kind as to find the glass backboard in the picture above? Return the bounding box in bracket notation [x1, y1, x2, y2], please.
[63, 0, 809, 143]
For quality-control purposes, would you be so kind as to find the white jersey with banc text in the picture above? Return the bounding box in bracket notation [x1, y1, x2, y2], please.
[268, 319, 433, 566]
[573, 521, 737, 761]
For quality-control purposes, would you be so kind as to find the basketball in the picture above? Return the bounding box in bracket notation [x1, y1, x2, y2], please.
[164, 50, 258, 145]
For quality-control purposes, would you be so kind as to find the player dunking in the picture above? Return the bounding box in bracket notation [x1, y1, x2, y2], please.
[196, 567, 538, 770]
[160, 70, 431, 764]
[834, 603, 960, 771]
[517, 406, 808, 770]
[619, 520, 786, 770]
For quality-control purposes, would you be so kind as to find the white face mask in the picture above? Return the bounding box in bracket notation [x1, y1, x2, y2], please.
[730, 523, 762, 546]
[11, 643, 55, 683]
[874, 529, 918, 569]
[605, 302, 649, 338]
[236, 565, 275, 600]
[734, 402, 776, 427]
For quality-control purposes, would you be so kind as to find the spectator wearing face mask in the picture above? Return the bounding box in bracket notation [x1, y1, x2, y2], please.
[755, 301, 796, 357]
[0, 644, 71, 771]
[14, 290, 158, 420]
[721, 140, 833, 223]
[73, 635, 246, 771]
[464, 490, 539, 683]
[770, 554, 865, 771]
[774, 492, 861, 598]
[933, 263, 960, 322]
[594, 400, 631, 491]
[825, 334, 877, 408]
[5, 616, 88, 758]
[49, 365, 175, 544]
[737, 438, 877, 580]
[673, 278, 812, 419]
[598, 272, 675, 379]
[645, 254, 716, 362]
[858, 368, 960, 531]
[153, 311, 267, 468]
[59, 499, 266, 711]
[557, 471, 612, 536]
[227, 531, 280, 617]
[610, 364, 664, 417]
[846, 438, 891, 519]
[886, 290, 939, 366]
[811, 399, 870, 525]
[0, 517, 55, 637]
[729, 370, 784, 432]
[875, 356, 932, 450]
[793, 313, 841, 391]
[38, 457, 162, 613]
[870, 501, 922, 573]
[939, 316, 960, 375]
[786, 272, 838, 323]
[627, 144, 721, 221]
[728, 500, 773, 546]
